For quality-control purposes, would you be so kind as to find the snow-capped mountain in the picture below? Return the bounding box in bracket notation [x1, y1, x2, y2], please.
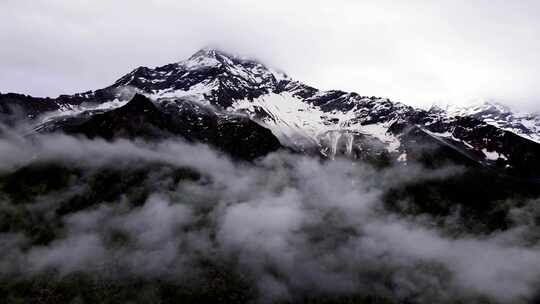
[113, 48, 289, 107]
[440, 102, 540, 144]
[2, 48, 540, 176]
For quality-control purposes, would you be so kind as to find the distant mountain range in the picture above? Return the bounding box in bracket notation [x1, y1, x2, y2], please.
[2, 48, 540, 176]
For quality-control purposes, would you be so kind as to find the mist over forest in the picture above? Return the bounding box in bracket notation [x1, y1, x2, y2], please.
[0, 129, 539, 303]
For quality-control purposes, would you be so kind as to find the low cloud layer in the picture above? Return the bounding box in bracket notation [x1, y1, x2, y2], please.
[0, 134, 539, 303]
[1, 0, 540, 111]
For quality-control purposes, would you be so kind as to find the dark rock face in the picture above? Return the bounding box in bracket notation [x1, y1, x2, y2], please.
[36, 94, 282, 160]
[0, 89, 119, 125]
[40, 94, 174, 139]
[403, 113, 540, 178]
[0, 93, 61, 123]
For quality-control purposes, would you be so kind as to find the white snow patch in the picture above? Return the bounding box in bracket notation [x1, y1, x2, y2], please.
[485, 120, 540, 144]
[230, 93, 401, 153]
[230, 93, 326, 148]
[148, 81, 217, 105]
[482, 149, 505, 161]
[397, 153, 408, 163]
[41, 99, 128, 123]
[360, 123, 400, 152]
[182, 56, 221, 70]
[423, 128, 476, 149]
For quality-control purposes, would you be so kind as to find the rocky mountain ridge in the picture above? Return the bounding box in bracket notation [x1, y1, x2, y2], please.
[2, 48, 540, 176]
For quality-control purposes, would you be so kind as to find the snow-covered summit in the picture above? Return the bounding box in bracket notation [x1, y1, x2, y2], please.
[182, 48, 287, 78]
[111, 48, 289, 107]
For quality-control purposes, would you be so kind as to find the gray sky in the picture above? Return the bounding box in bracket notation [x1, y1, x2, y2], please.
[1, 0, 539, 110]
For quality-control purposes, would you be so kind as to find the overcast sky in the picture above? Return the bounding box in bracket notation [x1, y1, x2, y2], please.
[1, 0, 539, 110]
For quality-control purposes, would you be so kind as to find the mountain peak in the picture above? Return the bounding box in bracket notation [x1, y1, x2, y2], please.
[182, 47, 241, 69]
[188, 47, 234, 60]
[183, 48, 288, 80]
[122, 93, 157, 111]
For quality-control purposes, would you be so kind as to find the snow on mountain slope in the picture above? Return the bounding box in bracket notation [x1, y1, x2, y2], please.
[111, 49, 410, 156]
[229, 92, 402, 156]
[438, 102, 540, 144]
[483, 112, 540, 144]
[360, 123, 400, 152]
[230, 93, 325, 149]
[111, 48, 288, 108]
[149, 80, 219, 105]
[40, 98, 129, 123]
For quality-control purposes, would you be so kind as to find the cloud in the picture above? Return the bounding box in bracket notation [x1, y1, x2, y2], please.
[0, 134, 539, 302]
[1, 0, 540, 111]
